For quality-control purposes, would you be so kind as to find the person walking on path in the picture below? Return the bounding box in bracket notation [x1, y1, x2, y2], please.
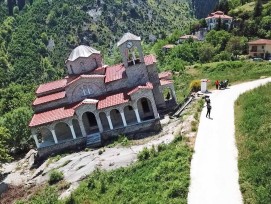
[215, 80, 219, 89]
[206, 103, 211, 118]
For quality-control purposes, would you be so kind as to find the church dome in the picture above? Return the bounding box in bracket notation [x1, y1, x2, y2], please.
[67, 45, 100, 62]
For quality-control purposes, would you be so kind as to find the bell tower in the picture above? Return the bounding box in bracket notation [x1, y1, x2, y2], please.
[117, 33, 145, 68]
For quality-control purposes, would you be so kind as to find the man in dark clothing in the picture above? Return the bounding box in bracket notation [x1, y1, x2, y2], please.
[206, 103, 211, 118]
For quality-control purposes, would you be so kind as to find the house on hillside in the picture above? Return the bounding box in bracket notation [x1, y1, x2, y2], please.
[248, 39, 271, 59]
[29, 33, 177, 158]
[162, 44, 175, 53]
[205, 11, 233, 30]
[179, 35, 199, 43]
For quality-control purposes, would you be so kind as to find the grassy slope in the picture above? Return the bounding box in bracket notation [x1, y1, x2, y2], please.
[173, 60, 271, 102]
[235, 83, 271, 204]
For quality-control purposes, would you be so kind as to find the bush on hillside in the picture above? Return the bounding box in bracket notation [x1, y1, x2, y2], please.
[189, 80, 201, 92]
[48, 170, 64, 185]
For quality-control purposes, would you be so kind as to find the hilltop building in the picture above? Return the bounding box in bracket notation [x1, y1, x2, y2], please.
[205, 11, 233, 30]
[29, 33, 177, 158]
[248, 39, 271, 59]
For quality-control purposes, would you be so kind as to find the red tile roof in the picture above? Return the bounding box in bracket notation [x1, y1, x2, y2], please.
[144, 54, 157, 66]
[206, 11, 232, 19]
[67, 74, 105, 86]
[33, 91, 66, 106]
[30, 81, 157, 127]
[159, 71, 172, 80]
[97, 92, 130, 110]
[29, 107, 75, 127]
[105, 63, 127, 83]
[160, 80, 174, 86]
[128, 82, 153, 95]
[248, 39, 271, 45]
[36, 79, 67, 95]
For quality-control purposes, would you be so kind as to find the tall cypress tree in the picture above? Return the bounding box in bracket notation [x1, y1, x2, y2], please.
[254, 0, 263, 17]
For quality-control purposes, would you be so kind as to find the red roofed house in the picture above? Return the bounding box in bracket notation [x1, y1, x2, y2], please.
[248, 39, 271, 59]
[205, 11, 233, 30]
[29, 33, 177, 158]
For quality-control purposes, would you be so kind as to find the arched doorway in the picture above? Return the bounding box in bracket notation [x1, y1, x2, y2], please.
[124, 105, 137, 125]
[82, 112, 99, 135]
[38, 127, 55, 147]
[72, 119, 82, 138]
[110, 109, 124, 128]
[99, 112, 110, 131]
[55, 122, 73, 142]
[137, 97, 154, 121]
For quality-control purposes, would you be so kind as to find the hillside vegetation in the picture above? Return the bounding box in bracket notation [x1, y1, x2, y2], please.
[0, 0, 195, 161]
[16, 138, 193, 204]
[235, 83, 271, 204]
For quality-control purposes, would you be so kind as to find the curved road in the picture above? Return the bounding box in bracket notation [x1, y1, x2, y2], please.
[188, 78, 271, 204]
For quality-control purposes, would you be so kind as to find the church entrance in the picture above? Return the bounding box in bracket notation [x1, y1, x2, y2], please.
[82, 112, 99, 135]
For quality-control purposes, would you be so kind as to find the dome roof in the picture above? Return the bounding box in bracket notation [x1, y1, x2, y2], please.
[67, 45, 100, 62]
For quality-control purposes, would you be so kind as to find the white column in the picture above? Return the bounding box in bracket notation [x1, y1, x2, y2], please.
[78, 119, 87, 137]
[106, 115, 114, 130]
[32, 134, 40, 148]
[95, 115, 104, 132]
[51, 129, 58, 144]
[151, 100, 160, 119]
[120, 111, 127, 127]
[69, 125, 77, 139]
[134, 108, 141, 123]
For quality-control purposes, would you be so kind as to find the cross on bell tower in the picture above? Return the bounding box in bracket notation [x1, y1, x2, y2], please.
[117, 32, 145, 68]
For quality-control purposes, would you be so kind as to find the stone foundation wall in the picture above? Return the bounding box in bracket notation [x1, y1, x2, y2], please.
[101, 119, 161, 140]
[38, 137, 86, 159]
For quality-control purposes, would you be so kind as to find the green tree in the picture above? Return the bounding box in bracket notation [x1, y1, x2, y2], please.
[206, 30, 232, 51]
[0, 126, 12, 163]
[254, 0, 263, 17]
[226, 36, 248, 59]
[0, 107, 33, 151]
[198, 43, 215, 63]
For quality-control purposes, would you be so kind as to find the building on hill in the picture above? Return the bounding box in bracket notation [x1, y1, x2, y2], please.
[205, 11, 233, 30]
[179, 35, 200, 43]
[162, 44, 175, 53]
[29, 33, 177, 158]
[248, 39, 271, 59]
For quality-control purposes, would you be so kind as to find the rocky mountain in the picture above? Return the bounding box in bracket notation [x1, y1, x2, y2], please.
[192, 0, 219, 18]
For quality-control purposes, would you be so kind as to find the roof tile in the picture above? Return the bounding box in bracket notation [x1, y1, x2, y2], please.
[97, 92, 130, 110]
[248, 39, 271, 45]
[36, 79, 67, 95]
[29, 107, 75, 127]
[33, 91, 66, 106]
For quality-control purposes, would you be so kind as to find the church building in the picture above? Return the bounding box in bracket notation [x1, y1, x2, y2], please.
[29, 33, 177, 158]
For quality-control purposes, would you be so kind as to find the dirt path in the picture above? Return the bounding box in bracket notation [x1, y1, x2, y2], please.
[188, 78, 271, 204]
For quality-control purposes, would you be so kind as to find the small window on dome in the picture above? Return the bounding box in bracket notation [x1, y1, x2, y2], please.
[80, 62, 86, 71]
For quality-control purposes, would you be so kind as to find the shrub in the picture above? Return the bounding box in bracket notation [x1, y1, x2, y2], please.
[48, 170, 64, 185]
[98, 149, 103, 155]
[157, 143, 167, 152]
[137, 147, 150, 161]
[189, 80, 201, 92]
